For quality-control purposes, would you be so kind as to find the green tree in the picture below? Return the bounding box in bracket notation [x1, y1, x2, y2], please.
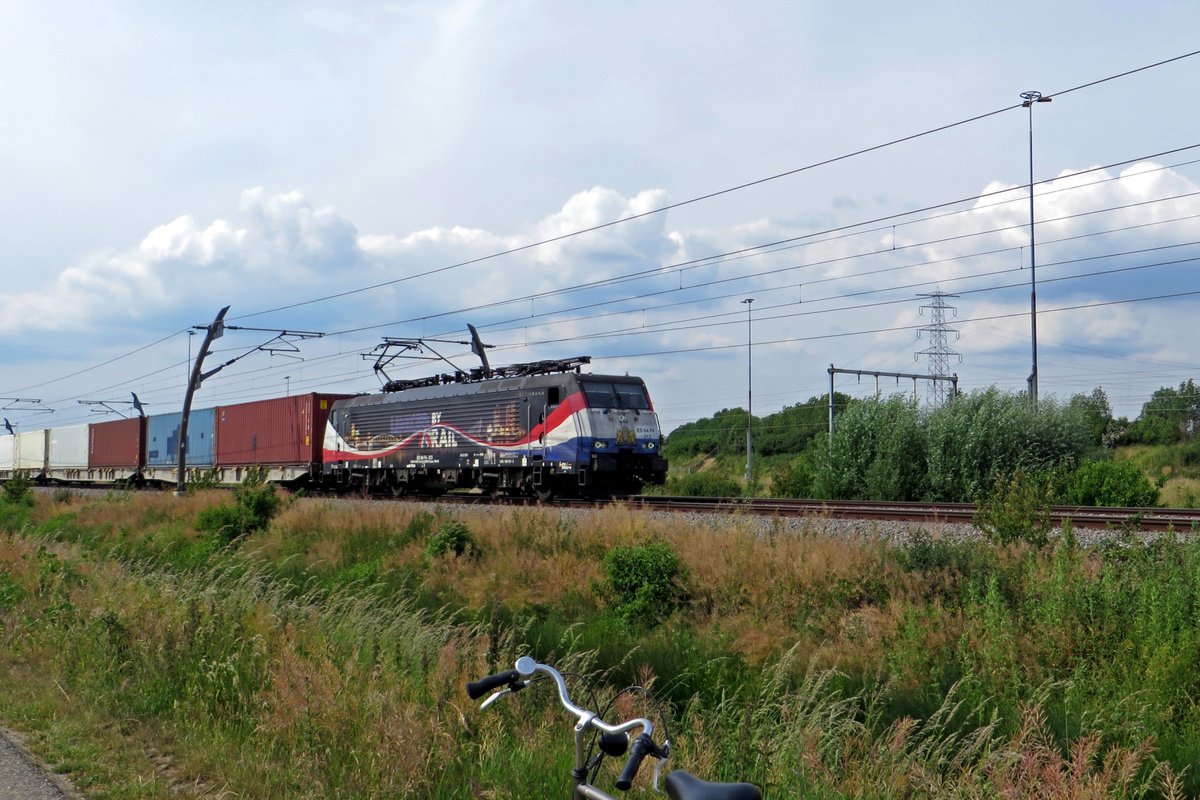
[925, 389, 1089, 502]
[754, 393, 849, 456]
[813, 394, 927, 501]
[1129, 379, 1200, 444]
[664, 407, 752, 458]
[1068, 387, 1113, 447]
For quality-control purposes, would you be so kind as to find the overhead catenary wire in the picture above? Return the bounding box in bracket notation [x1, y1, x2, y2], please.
[231, 50, 1200, 324]
[37, 218, 1200, 423]
[323, 144, 1200, 341]
[7, 51, 1200, 420]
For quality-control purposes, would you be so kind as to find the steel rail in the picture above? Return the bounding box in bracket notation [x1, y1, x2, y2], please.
[618, 496, 1200, 532]
[387, 491, 1200, 533]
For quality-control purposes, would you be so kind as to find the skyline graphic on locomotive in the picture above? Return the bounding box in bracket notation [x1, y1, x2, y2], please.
[322, 364, 667, 497]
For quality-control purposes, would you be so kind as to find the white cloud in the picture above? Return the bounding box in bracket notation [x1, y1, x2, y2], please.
[0, 185, 688, 338]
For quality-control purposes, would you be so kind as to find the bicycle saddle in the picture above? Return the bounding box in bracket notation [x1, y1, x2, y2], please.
[664, 769, 762, 800]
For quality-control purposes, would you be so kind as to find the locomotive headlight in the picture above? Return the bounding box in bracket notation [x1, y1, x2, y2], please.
[644, 441, 656, 450]
[593, 440, 608, 450]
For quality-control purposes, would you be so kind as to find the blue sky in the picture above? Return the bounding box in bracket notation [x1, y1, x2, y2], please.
[2, 1, 1199, 433]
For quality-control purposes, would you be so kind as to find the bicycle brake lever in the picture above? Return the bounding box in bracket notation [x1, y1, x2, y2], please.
[480, 688, 510, 710]
[480, 676, 532, 710]
[652, 740, 671, 791]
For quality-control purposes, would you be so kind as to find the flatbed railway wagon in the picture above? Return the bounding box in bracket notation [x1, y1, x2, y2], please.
[323, 359, 667, 498]
[0, 392, 349, 488]
[138, 393, 350, 486]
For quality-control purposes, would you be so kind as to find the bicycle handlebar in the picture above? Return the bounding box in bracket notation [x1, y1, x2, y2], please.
[614, 733, 657, 791]
[466, 668, 522, 700]
[468, 657, 662, 790]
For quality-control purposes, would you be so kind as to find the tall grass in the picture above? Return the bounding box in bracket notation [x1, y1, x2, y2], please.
[1, 490, 1197, 797]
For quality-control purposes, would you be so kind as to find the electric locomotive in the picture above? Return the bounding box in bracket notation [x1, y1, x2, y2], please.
[322, 357, 667, 498]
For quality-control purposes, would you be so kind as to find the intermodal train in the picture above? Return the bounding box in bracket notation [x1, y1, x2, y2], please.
[0, 357, 668, 498]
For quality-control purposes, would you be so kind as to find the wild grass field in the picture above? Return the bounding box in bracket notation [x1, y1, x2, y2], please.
[0, 484, 1197, 798]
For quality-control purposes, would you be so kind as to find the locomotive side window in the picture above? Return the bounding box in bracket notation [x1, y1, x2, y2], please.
[581, 380, 649, 410]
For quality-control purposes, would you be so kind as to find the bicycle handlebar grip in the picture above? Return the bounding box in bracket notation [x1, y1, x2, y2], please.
[614, 733, 656, 791]
[466, 669, 520, 699]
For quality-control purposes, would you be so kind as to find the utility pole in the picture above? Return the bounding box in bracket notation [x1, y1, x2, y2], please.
[1021, 90, 1051, 408]
[175, 310, 324, 494]
[741, 298, 754, 484]
[177, 306, 229, 495]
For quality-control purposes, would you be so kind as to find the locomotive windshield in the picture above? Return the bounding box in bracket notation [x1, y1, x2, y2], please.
[581, 380, 651, 410]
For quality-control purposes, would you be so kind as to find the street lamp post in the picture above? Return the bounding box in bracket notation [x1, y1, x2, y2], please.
[741, 298, 754, 484]
[1021, 90, 1051, 408]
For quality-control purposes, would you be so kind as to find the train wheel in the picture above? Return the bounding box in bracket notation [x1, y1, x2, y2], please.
[535, 485, 554, 502]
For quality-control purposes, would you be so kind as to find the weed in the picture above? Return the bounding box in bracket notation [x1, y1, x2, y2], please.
[0, 572, 25, 610]
[5, 491, 1200, 796]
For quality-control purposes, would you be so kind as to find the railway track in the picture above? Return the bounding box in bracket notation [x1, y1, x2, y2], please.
[422, 493, 1200, 533]
[50, 485, 1200, 533]
[618, 496, 1200, 532]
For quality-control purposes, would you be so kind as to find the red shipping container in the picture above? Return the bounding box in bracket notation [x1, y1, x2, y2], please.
[215, 393, 352, 466]
[89, 417, 146, 469]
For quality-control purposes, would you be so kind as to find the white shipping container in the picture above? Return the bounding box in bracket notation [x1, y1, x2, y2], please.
[16, 430, 47, 471]
[0, 435, 13, 471]
[49, 425, 89, 469]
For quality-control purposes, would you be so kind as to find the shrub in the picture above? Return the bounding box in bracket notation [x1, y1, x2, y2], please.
[974, 469, 1055, 547]
[602, 540, 687, 626]
[3, 473, 33, 507]
[425, 520, 477, 558]
[195, 475, 283, 544]
[667, 471, 742, 498]
[186, 467, 223, 492]
[926, 389, 1090, 502]
[772, 454, 816, 498]
[1063, 459, 1159, 507]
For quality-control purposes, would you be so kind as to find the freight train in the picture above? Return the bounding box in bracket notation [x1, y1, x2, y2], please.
[0, 357, 668, 499]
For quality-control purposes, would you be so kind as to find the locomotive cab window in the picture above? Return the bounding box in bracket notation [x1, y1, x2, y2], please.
[581, 380, 650, 411]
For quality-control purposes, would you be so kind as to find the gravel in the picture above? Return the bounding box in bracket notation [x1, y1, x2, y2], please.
[525, 503, 1185, 548]
[0, 728, 80, 800]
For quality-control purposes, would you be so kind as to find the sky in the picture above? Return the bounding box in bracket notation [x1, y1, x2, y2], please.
[2, 0, 1200, 437]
